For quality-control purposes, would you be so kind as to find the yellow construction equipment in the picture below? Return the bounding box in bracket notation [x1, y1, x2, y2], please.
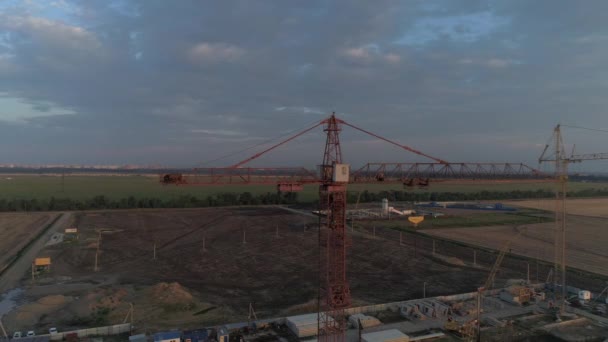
[475, 226, 525, 341]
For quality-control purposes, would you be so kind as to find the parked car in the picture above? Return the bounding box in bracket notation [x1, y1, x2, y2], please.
[12, 331, 22, 339]
[26, 331, 35, 337]
[49, 327, 58, 334]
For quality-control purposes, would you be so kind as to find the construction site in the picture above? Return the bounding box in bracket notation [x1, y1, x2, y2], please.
[0, 116, 607, 342]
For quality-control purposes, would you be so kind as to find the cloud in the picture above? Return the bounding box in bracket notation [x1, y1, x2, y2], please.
[275, 106, 325, 115]
[396, 11, 510, 46]
[0, 15, 101, 53]
[190, 129, 243, 136]
[188, 42, 245, 64]
[459, 57, 521, 68]
[341, 45, 401, 65]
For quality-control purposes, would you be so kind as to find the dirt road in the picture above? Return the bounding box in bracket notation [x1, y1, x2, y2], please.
[0, 213, 71, 293]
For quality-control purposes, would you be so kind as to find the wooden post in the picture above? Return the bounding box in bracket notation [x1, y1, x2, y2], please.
[0, 316, 8, 339]
[95, 230, 101, 272]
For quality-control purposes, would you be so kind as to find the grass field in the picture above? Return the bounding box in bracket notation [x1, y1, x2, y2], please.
[1, 174, 608, 202]
[370, 211, 550, 230]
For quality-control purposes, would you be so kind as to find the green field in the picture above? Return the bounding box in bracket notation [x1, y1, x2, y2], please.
[370, 211, 551, 230]
[1, 174, 607, 202]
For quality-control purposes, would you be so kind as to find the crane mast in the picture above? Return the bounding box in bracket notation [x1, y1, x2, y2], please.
[539, 124, 608, 315]
[318, 114, 350, 341]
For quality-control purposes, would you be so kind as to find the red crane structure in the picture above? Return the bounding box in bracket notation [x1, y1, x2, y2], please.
[162, 113, 549, 341]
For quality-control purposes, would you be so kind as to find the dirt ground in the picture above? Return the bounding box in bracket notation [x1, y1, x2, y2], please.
[7, 206, 607, 333]
[507, 197, 608, 218]
[421, 214, 608, 276]
[4, 207, 522, 332]
[0, 212, 57, 273]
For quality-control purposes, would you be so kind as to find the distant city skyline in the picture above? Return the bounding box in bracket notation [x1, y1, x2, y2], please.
[1, 1, 608, 170]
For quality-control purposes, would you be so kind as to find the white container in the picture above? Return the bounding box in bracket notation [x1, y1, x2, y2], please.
[332, 163, 350, 182]
[362, 329, 410, 342]
[578, 290, 591, 301]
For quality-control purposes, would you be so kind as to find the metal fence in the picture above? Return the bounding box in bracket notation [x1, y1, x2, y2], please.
[49, 323, 131, 341]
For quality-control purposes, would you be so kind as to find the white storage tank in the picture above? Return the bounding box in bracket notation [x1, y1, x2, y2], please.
[382, 198, 389, 214]
[578, 290, 591, 301]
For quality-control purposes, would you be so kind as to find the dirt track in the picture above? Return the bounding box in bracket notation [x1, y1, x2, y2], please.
[0, 212, 62, 292]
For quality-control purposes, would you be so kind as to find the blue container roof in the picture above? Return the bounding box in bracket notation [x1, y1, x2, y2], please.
[154, 331, 181, 341]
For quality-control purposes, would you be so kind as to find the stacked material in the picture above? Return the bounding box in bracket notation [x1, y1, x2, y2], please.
[286, 313, 333, 338]
[349, 313, 382, 329]
[362, 329, 410, 342]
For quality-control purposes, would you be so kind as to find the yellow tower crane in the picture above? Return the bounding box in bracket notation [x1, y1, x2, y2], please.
[539, 124, 608, 315]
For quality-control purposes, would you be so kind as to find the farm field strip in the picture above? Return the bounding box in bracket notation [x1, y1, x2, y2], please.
[421, 215, 608, 276]
[507, 198, 608, 218]
[0, 213, 57, 274]
[2, 175, 608, 202]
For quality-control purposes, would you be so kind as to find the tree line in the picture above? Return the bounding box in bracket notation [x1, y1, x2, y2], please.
[2, 187, 608, 212]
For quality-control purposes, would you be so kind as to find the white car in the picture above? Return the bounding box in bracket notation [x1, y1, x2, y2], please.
[12, 331, 22, 339]
[49, 327, 58, 334]
[26, 331, 35, 337]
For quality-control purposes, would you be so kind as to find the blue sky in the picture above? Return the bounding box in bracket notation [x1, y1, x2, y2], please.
[0, 0, 608, 169]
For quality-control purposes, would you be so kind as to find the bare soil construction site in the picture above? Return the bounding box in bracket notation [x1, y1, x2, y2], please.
[1, 203, 607, 335]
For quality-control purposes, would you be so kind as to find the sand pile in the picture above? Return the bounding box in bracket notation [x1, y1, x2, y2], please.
[150, 282, 193, 305]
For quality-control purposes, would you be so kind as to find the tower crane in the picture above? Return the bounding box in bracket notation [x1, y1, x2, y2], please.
[538, 124, 608, 315]
[162, 113, 550, 341]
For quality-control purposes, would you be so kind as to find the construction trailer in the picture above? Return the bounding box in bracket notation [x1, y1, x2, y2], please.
[348, 313, 382, 329]
[361, 329, 410, 342]
[286, 313, 332, 338]
[182, 329, 209, 342]
[217, 326, 229, 342]
[129, 334, 147, 342]
[153, 331, 181, 342]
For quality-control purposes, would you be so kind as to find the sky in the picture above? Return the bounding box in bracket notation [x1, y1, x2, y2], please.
[1, 0, 608, 169]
